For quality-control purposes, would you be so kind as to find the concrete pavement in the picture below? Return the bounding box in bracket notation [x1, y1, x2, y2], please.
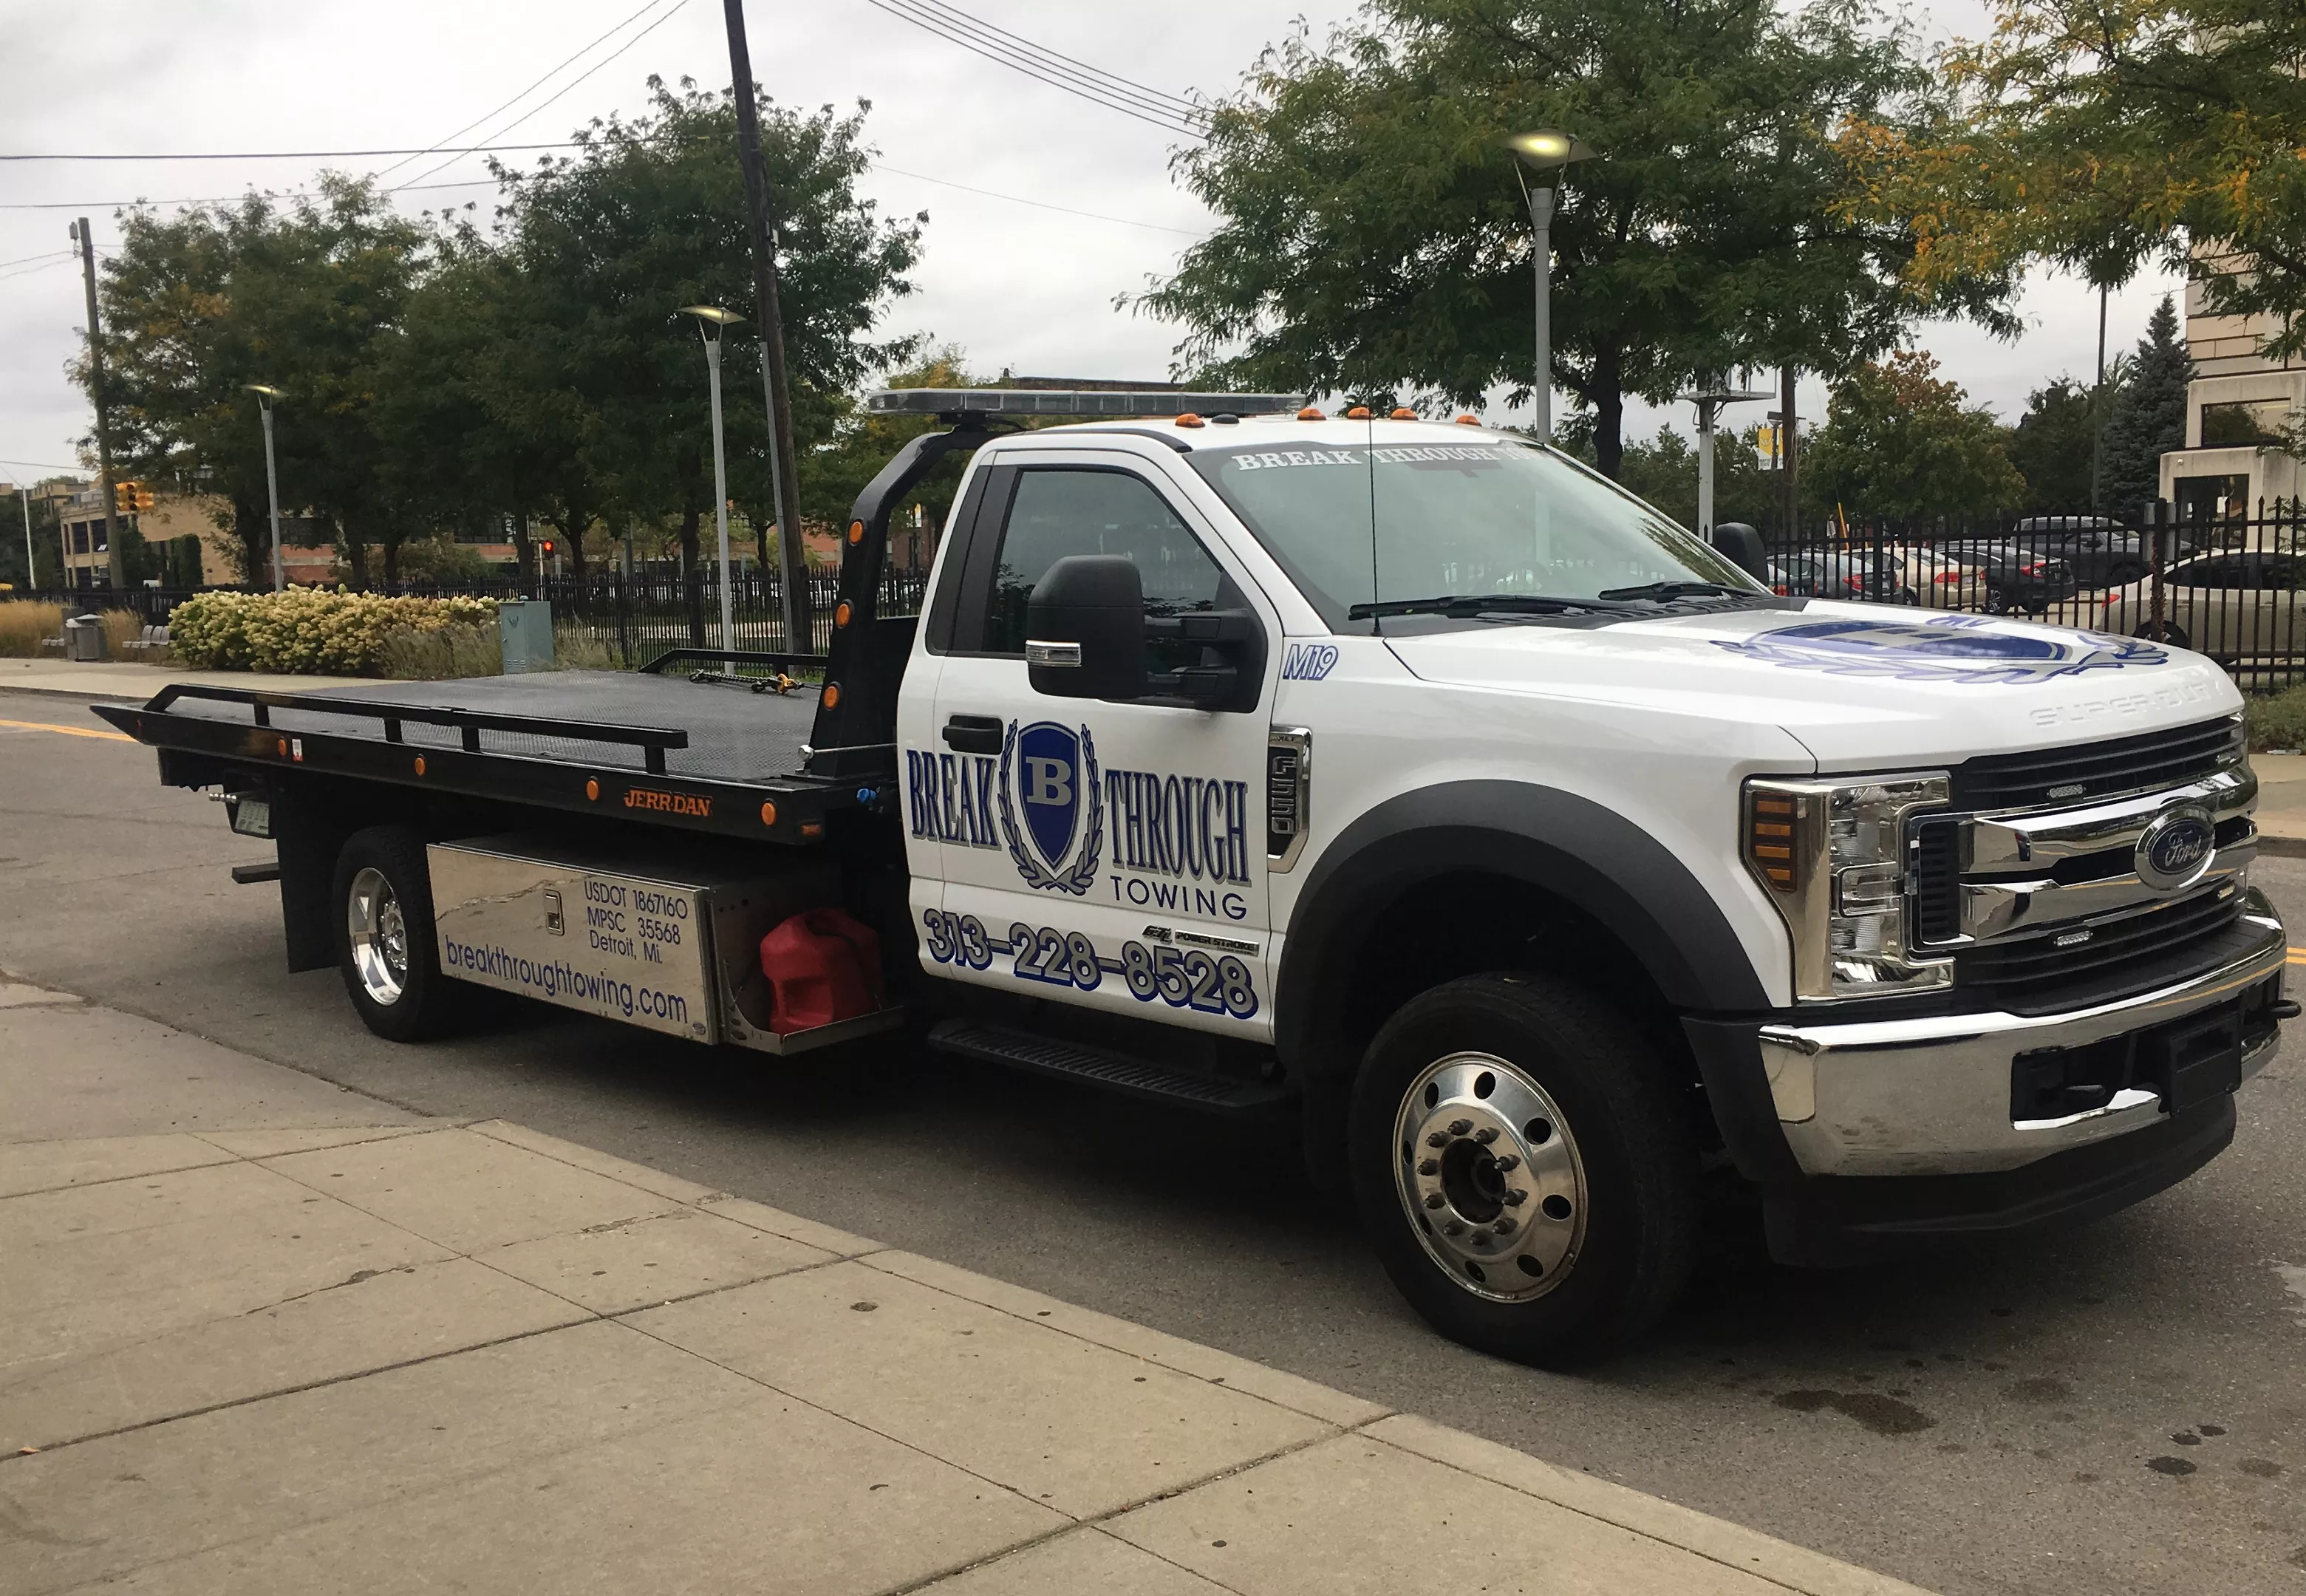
[0, 982, 1928, 1596]
[0, 658, 371, 699]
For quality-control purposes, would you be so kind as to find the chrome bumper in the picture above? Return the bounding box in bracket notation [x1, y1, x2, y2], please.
[1758, 890, 2285, 1177]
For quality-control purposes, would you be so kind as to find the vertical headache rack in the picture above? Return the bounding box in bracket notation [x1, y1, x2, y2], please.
[802, 386, 1307, 780]
[135, 682, 692, 774]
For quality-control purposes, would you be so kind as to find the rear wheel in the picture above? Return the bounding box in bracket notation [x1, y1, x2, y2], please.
[332, 825, 461, 1042]
[2138, 621, 2190, 649]
[1348, 974, 1699, 1365]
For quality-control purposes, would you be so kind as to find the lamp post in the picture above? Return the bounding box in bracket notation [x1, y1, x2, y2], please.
[1505, 129, 1595, 446]
[1677, 381, 1772, 536]
[247, 385, 286, 591]
[680, 305, 745, 656]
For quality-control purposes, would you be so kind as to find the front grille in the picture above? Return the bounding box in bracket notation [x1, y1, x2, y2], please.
[1948, 717, 2242, 812]
[1954, 886, 2244, 1000]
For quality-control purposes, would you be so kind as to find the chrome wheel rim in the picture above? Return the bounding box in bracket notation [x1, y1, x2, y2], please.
[1393, 1051, 1588, 1303]
[347, 867, 409, 1006]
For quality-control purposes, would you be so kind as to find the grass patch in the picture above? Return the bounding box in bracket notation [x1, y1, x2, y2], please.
[0, 601, 64, 658]
[380, 620, 621, 680]
[98, 610, 148, 658]
[2246, 685, 2306, 753]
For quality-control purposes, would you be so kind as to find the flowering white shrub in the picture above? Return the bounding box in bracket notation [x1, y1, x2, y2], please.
[168, 587, 499, 676]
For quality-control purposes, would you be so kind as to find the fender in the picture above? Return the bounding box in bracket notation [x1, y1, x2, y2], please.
[1275, 780, 1772, 1078]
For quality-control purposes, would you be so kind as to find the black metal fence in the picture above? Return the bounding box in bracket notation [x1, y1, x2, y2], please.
[1759, 500, 2306, 691]
[19, 567, 932, 667]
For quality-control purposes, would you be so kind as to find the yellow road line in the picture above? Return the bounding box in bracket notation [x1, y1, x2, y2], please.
[0, 717, 133, 743]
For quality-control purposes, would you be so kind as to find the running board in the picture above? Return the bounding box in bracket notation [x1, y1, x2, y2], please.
[927, 1020, 1292, 1117]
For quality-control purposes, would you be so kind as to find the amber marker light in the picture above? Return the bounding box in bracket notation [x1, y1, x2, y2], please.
[1456, 414, 1481, 426]
[1175, 412, 1204, 428]
[1391, 408, 1417, 420]
[1297, 406, 1325, 420]
[760, 801, 778, 827]
[1746, 791, 1801, 890]
[822, 683, 842, 711]
[847, 521, 864, 545]
[835, 601, 853, 628]
[1345, 406, 1371, 420]
[585, 778, 600, 801]
[414, 755, 426, 777]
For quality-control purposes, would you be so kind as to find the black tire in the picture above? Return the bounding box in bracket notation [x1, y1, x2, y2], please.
[2107, 562, 2146, 586]
[1348, 974, 1700, 1365]
[332, 825, 462, 1043]
[2138, 621, 2189, 649]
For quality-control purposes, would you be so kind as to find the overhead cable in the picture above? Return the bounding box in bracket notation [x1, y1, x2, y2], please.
[862, 0, 1206, 136]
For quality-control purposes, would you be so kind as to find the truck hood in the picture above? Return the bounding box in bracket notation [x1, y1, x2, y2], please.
[1383, 601, 2240, 768]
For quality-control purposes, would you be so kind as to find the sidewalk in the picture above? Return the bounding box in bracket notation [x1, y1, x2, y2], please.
[0, 657, 370, 700]
[2252, 751, 2306, 857]
[0, 978, 1931, 1596]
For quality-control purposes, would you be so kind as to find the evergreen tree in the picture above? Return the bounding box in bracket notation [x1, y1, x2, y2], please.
[2005, 377, 2096, 513]
[2099, 296, 2190, 520]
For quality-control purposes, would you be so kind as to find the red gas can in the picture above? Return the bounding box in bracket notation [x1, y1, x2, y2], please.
[758, 909, 885, 1035]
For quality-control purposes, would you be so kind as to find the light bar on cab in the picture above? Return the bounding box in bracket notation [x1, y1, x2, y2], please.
[867, 389, 1305, 418]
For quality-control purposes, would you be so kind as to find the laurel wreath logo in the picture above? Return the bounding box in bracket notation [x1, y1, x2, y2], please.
[1712, 628, 2166, 684]
[996, 720, 1103, 896]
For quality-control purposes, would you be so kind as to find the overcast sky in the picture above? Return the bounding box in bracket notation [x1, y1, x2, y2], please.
[0, 0, 2186, 487]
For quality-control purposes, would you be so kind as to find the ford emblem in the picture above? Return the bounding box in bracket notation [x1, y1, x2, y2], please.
[2134, 806, 2217, 895]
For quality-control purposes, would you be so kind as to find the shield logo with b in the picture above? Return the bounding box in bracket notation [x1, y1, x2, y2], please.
[997, 720, 1103, 895]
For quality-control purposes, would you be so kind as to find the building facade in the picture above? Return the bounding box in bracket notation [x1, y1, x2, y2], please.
[2159, 250, 2303, 519]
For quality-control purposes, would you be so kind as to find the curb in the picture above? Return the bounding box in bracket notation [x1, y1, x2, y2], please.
[2258, 834, 2306, 859]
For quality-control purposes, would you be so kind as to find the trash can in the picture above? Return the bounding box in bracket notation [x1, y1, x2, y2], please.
[498, 598, 554, 675]
[63, 613, 107, 662]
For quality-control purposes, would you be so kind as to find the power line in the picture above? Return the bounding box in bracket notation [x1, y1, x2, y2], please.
[873, 163, 1204, 236]
[880, 0, 1204, 124]
[389, 0, 695, 193]
[862, 0, 1206, 136]
[370, 0, 683, 183]
[0, 142, 582, 163]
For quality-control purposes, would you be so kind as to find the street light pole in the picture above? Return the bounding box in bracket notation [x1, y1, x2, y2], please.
[1505, 129, 1594, 448]
[680, 307, 744, 656]
[1679, 382, 1772, 536]
[20, 488, 34, 591]
[248, 386, 286, 591]
[69, 217, 124, 591]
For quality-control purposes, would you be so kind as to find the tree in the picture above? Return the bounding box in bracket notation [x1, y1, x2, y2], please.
[1561, 420, 1778, 531]
[1804, 349, 2024, 521]
[490, 78, 922, 635]
[100, 180, 426, 586]
[1142, 0, 2016, 478]
[1843, 1, 2306, 358]
[2100, 293, 2190, 519]
[2005, 377, 2097, 513]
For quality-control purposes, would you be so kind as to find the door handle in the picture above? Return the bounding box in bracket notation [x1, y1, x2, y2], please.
[943, 714, 1004, 754]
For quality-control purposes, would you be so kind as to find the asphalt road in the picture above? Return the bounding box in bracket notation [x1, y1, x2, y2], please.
[4, 684, 2302, 1596]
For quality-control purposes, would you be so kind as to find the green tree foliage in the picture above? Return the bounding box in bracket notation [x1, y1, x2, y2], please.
[1142, 0, 2017, 477]
[95, 78, 921, 605]
[1844, 1, 2306, 356]
[2005, 377, 2098, 513]
[1560, 422, 1778, 531]
[2100, 294, 2191, 518]
[1804, 349, 2024, 521]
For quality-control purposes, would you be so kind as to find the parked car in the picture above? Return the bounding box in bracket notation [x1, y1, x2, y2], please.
[1766, 556, 1826, 597]
[1940, 541, 2078, 613]
[1818, 550, 1917, 604]
[2100, 550, 2306, 657]
[2007, 516, 2152, 588]
[1897, 547, 1987, 610]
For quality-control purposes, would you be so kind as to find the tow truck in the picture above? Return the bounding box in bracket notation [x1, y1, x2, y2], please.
[98, 389, 2290, 1363]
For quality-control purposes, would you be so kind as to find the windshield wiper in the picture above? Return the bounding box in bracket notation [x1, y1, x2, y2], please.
[1593, 579, 1760, 601]
[1348, 593, 1642, 620]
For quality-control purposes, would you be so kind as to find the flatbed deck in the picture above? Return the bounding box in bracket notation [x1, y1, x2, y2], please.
[95, 669, 880, 846]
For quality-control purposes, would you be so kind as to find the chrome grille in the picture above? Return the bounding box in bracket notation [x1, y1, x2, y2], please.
[1948, 716, 2242, 813]
[1953, 884, 2245, 1000]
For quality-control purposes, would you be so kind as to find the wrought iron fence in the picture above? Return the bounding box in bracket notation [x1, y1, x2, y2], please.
[1757, 500, 2306, 691]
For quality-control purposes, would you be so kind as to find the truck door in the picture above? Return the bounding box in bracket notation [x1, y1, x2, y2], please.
[921, 452, 1278, 1040]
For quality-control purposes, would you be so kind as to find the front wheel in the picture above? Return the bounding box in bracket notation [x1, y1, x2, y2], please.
[332, 825, 463, 1042]
[1348, 974, 1699, 1365]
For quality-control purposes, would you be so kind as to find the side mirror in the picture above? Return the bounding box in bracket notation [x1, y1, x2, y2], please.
[1711, 522, 1767, 582]
[1026, 554, 1147, 700]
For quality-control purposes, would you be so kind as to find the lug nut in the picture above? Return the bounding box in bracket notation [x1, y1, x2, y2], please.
[1494, 1154, 1520, 1173]
[1493, 1219, 1514, 1235]
[1424, 1193, 1446, 1210]
[1442, 1221, 1464, 1237]
[1503, 1189, 1526, 1206]
[1447, 1119, 1473, 1136]
[1418, 1159, 1439, 1176]
[1427, 1133, 1449, 1149]
[1474, 1127, 1498, 1145]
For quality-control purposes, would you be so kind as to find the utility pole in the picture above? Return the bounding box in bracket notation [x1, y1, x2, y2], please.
[721, 0, 812, 655]
[1779, 366, 1800, 541]
[2090, 282, 2109, 516]
[71, 218, 123, 590]
[20, 487, 35, 591]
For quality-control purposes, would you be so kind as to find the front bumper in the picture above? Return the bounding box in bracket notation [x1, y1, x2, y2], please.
[1756, 891, 2282, 1178]
[1683, 889, 2285, 1265]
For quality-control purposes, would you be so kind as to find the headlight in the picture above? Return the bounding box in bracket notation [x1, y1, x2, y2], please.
[1743, 773, 1953, 1001]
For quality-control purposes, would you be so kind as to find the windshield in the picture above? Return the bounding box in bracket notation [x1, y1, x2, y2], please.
[1187, 436, 1760, 626]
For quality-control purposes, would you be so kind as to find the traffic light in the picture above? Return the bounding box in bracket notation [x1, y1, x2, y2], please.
[539, 538, 556, 556]
[134, 484, 155, 513]
[113, 479, 141, 516]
